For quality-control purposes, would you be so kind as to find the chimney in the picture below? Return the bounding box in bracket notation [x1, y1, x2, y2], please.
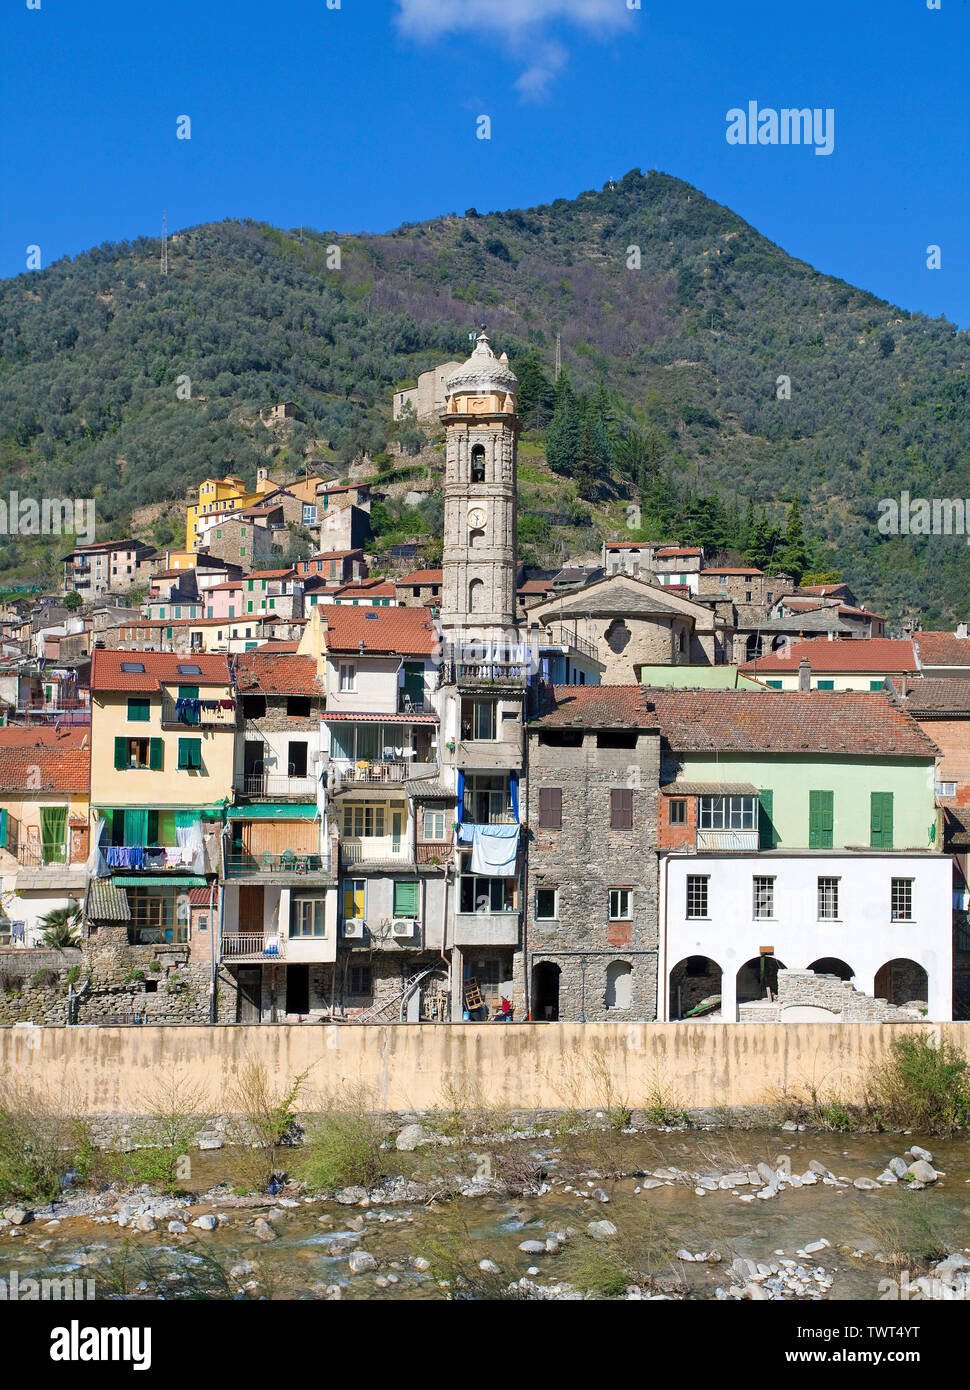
[798, 659, 811, 692]
[958, 622, 969, 640]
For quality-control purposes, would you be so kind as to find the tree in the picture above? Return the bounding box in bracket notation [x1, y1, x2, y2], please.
[778, 498, 810, 584]
[62, 590, 82, 611]
[39, 904, 82, 949]
[544, 376, 581, 475]
[573, 417, 599, 501]
[745, 510, 783, 572]
[513, 351, 555, 429]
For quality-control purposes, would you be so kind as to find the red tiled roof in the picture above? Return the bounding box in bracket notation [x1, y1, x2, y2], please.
[233, 651, 323, 696]
[332, 582, 397, 599]
[655, 547, 702, 558]
[188, 887, 214, 906]
[298, 549, 364, 566]
[255, 641, 299, 653]
[740, 638, 919, 674]
[642, 687, 936, 758]
[0, 727, 89, 750]
[322, 606, 438, 656]
[0, 740, 89, 793]
[532, 685, 653, 728]
[913, 632, 970, 668]
[700, 568, 763, 577]
[518, 580, 555, 594]
[246, 568, 296, 580]
[91, 649, 231, 691]
[395, 570, 443, 585]
[605, 542, 647, 551]
[902, 680, 970, 714]
[318, 482, 369, 496]
[324, 711, 437, 723]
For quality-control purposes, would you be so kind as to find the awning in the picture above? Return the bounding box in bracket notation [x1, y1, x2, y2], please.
[227, 804, 320, 820]
[659, 782, 759, 796]
[112, 874, 208, 887]
[95, 804, 225, 815]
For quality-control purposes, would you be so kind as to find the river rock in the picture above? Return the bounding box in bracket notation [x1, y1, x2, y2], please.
[906, 1159, 938, 1184]
[395, 1124, 427, 1152]
[191, 1214, 218, 1231]
[803, 1239, 829, 1254]
[808, 1160, 833, 1178]
[907, 1146, 933, 1163]
[853, 1178, 881, 1190]
[230, 1261, 255, 1279]
[335, 1187, 368, 1205]
[135, 1212, 157, 1232]
[411, 1257, 431, 1271]
[348, 1250, 377, 1274]
[746, 1282, 769, 1300]
[781, 1120, 798, 1132]
[167, 1219, 188, 1234]
[253, 1218, 278, 1241]
[587, 1220, 618, 1240]
[877, 1170, 898, 1184]
[676, 1249, 696, 1261]
[756, 1162, 775, 1184]
[591, 1188, 609, 1203]
[2, 1208, 29, 1226]
[479, 1259, 501, 1273]
[518, 1240, 546, 1254]
[197, 1133, 223, 1151]
[888, 1157, 909, 1178]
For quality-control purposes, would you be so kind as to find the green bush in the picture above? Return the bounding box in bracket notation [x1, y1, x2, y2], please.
[296, 1087, 385, 1192]
[0, 1084, 94, 1204]
[866, 1034, 970, 1135]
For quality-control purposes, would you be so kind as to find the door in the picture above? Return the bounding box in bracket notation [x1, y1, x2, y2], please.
[532, 961, 560, 1021]
[244, 740, 265, 795]
[237, 967, 261, 1022]
[286, 965, 310, 1015]
[238, 885, 264, 932]
[403, 662, 424, 710]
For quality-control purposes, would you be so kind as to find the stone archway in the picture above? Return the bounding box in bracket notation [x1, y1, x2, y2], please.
[669, 956, 722, 1020]
[808, 957, 854, 981]
[532, 961, 560, 1021]
[604, 960, 632, 1010]
[737, 955, 786, 1005]
[874, 958, 928, 1008]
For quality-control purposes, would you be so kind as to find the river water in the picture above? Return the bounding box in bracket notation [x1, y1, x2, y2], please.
[6, 1128, 970, 1300]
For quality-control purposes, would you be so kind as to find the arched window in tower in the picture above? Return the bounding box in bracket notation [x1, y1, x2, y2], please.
[468, 578, 486, 613]
[470, 445, 486, 483]
[468, 527, 486, 550]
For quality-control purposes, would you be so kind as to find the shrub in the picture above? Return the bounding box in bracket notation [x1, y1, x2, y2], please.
[296, 1086, 385, 1192]
[109, 1073, 212, 1195]
[0, 1081, 94, 1203]
[865, 1034, 970, 1135]
[225, 1062, 312, 1191]
[30, 968, 59, 990]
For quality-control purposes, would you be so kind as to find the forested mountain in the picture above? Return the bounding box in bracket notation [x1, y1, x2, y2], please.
[1, 168, 968, 622]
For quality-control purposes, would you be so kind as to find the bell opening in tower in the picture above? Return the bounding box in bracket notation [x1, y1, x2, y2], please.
[471, 445, 486, 483]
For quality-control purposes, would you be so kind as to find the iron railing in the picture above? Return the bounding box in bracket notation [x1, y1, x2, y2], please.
[236, 772, 317, 799]
[223, 850, 331, 878]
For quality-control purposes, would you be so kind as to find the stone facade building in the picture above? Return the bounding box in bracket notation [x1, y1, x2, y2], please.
[520, 685, 660, 1021]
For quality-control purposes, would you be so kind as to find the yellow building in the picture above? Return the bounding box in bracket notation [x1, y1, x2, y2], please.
[186, 476, 263, 553]
[89, 650, 236, 944]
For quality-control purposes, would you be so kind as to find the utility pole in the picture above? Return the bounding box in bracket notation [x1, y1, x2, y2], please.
[555, 332, 561, 381]
[161, 211, 168, 276]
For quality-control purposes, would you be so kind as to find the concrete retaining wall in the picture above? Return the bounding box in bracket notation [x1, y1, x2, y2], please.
[1, 1021, 967, 1114]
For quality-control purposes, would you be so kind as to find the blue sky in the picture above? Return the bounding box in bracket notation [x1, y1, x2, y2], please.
[2, 0, 967, 324]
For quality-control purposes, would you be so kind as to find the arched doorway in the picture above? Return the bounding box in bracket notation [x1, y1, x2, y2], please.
[532, 961, 560, 1021]
[669, 956, 722, 1020]
[737, 955, 786, 1006]
[808, 957, 854, 981]
[874, 959, 928, 1008]
[745, 633, 762, 662]
[604, 960, 632, 1010]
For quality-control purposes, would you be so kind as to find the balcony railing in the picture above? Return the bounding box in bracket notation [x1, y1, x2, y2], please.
[236, 772, 317, 799]
[341, 838, 409, 864]
[222, 932, 286, 961]
[398, 692, 428, 714]
[223, 850, 331, 879]
[105, 845, 199, 871]
[161, 696, 236, 728]
[416, 839, 452, 866]
[441, 645, 530, 687]
[695, 828, 760, 851]
[546, 625, 599, 661]
[334, 759, 436, 788]
[16, 842, 69, 868]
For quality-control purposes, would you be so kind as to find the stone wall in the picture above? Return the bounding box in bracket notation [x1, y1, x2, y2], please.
[521, 726, 660, 1021]
[737, 968, 927, 1024]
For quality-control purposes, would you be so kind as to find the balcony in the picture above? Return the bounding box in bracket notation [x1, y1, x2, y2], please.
[16, 842, 68, 868]
[161, 696, 236, 729]
[333, 758, 437, 789]
[417, 839, 452, 867]
[340, 838, 411, 867]
[454, 911, 520, 947]
[442, 645, 530, 689]
[222, 931, 286, 962]
[104, 845, 199, 872]
[236, 772, 318, 799]
[224, 850, 332, 882]
[545, 625, 599, 661]
[695, 829, 760, 852]
[398, 692, 429, 714]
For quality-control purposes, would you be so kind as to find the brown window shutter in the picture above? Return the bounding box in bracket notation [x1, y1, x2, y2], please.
[539, 787, 562, 829]
[611, 788, 633, 830]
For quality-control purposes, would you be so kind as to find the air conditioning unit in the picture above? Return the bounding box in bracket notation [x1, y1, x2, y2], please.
[391, 917, 415, 938]
[343, 918, 366, 939]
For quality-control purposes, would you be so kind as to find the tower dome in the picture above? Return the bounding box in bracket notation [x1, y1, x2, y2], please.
[444, 330, 518, 406]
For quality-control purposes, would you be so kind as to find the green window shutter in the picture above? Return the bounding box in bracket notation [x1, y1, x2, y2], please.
[809, 790, 833, 848]
[177, 738, 202, 770]
[766, 680, 783, 690]
[870, 679, 885, 692]
[114, 736, 128, 770]
[393, 881, 419, 917]
[127, 697, 150, 721]
[758, 789, 775, 849]
[41, 805, 67, 862]
[0, 808, 7, 848]
[870, 792, 894, 849]
[177, 685, 199, 700]
[816, 680, 835, 690]
[165, 627, 173, 640]
[149, 738, 164, 771]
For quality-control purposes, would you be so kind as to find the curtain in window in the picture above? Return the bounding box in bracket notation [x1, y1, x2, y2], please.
[456, 770, 465, 828]
[175, 812, 204, 870]
[87, 812, 107, 877]
[509, 771, 519, 822]
[123, 808, 149, 849]
[40, 805, 67, 863]
[330, 725, 355, 760]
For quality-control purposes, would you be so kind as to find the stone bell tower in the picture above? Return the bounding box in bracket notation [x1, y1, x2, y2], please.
[439, 330, 519, 644]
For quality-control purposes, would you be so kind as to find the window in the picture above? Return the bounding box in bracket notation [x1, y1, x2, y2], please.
[393, 881, 419, 918]
[288, 741, 308, 777]
[464, 774, 510, 825]
[290, 897, 326, 937]
[120, 661, 145, 674]
[343, 879, 365, 919]
[538, 787, 562, 829]
[177, 737, 202, 771]
[459, 876, 517, 912]
[115, 737, 162, 771]
[752, 876, 775, 919]
[127, 697, 150, 722]
[891, 878, 913, 922]
[470, 445, 486, 483]
[809, 790, 834, 848]
[610, 788, 633, 830]
[698, 796, 755, 830]
[818, 877, 840, 920]
[765, 680, 783, 690]
[668, 799, 687, 825]
[177, 664, 202, 677]
[597, 730, 637, 749]
[349, 965, 373, 996]
[816, 679, 835, 690]
[686, 876, 709, 918]
[608, 888, 631, 920]
[339, 663, 356, 693]
[242, 695, 266, 719]
[302, 504, 317, 524]
[342, 803, 386, 838]
[461, 698, 497, 741]
[422, 808, 446, 841]
[869, 679, 885, 692]
[870, 792, 894, 849]
[535, 887, 558, 919]
[937, 781, 956, 798]
[287, 696, 311, 718]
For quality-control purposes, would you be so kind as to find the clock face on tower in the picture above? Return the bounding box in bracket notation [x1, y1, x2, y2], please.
[467, 506, 486, 528]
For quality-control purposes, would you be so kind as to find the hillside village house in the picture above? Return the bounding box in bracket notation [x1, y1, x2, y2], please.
[740, 637, 921, 691]
[88, 650, 234, 947]
[913, 629, 970, 680]
[0, 727, 90, 945]
[62, 539, 155, 599]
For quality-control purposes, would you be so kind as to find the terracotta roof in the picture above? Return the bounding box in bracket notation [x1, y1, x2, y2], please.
[913, 632, 970, 668]
[234, 651, 323, 697]
[605, 542, 648, 551]
[532, 685, 654, 728]
[655, 547, 702, 558]
[798, 584, 852, 596]
[517, 580, 555, 594]
[206, 581, 243, 592]
[331, 582, 397, 600]
[0, 726, 88, 750]
[740, 638, 919, 674]
[324, 711, 436, 723]
[246, 568, 296, 580]
[643, 688, 935, 757]
[0, 742, 89, 793]
[188, 887, 214, 906]
[317, 482, 369, 496]
[700, 568, 763, 577]
[91, 650, 231, 691]
[300, 550, 364, 563]
[395, 570, 442, 586]
[322, 606, 438, 656]
[256, 641, 300, 653]
[902, 680, 970, 715]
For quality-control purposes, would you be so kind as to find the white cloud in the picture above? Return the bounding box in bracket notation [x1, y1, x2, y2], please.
[395, 0, 631, 97]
